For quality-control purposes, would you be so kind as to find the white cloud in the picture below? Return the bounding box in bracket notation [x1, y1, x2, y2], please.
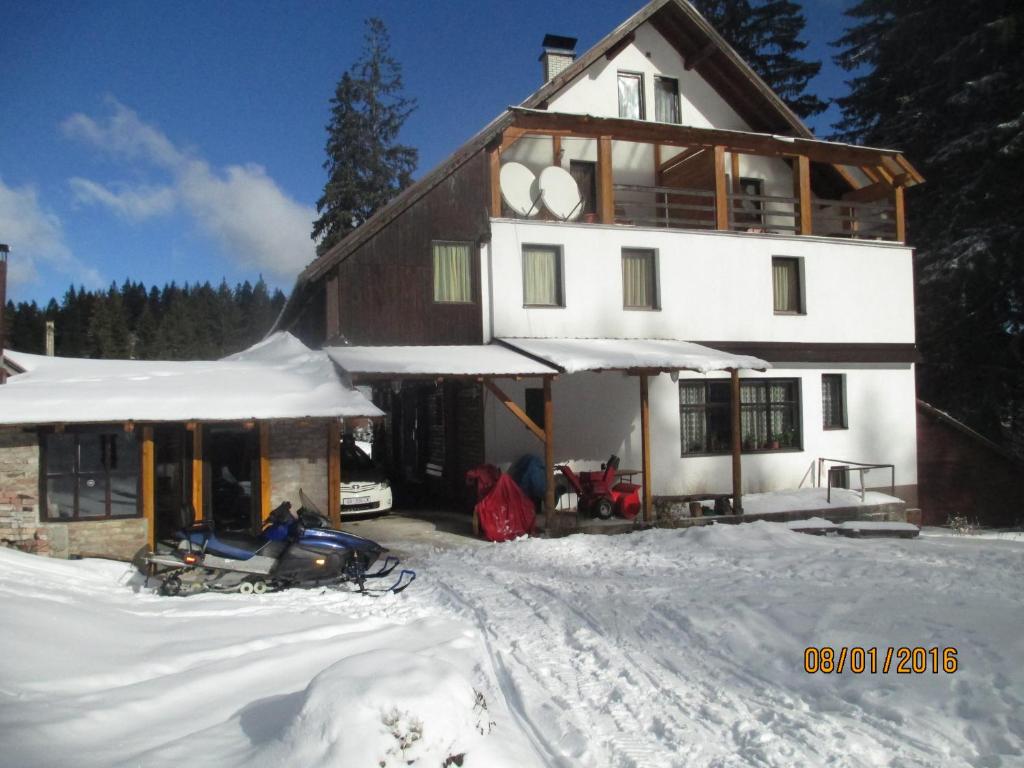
[69, 178, 176, 221]
[0, 178, 104, 291]
[63, 100, 316, 278]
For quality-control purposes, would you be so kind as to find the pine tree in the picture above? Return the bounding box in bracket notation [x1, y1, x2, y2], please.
[833, 0, 1024, 451]
[311, 17, 418, 255]
[692, 0, 827, 119]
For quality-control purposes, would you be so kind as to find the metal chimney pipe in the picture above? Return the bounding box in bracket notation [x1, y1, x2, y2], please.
[46, 321, 55, 357]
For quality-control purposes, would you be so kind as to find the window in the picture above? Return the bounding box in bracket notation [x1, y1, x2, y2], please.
[735, 177, 764, 226]
[522, 245, 563, 307]
[654, 76, 680, 124]
[617, 72, 645, 119]
[680, 378, 802, 455]
[525, 388, 546, 430]
[569, 161, 597, 215]
[622, 248, 658, 309]
[772, 256, 803, 314]
[822, 374, 847, 429]
[42, 428, 140, 520]
[433, 241, 473, 303]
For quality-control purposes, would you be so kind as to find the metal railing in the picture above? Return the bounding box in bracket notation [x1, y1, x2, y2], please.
[816, 457, 896, 503]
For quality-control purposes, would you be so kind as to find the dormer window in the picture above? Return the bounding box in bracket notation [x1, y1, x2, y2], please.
[654, 76, 680, 124]
[617, 72, 645, 120]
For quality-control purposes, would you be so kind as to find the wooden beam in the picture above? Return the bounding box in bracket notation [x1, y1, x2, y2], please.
[894, 185, 906, 243]
[730, 151, 741, 194]
[604, 30, 635, 60]
[259, 422, 271, 522]
[795, 154, 812, 235]
[327, 420, 342, 529]
[639, 374, 653, 523]
[482, 379, 545, 443]
[488, 144, 502, 217]
[191, 425, 203, 521]
[499, 126, 528, 152]
[685, 40, 717, 71]
[141, 426, 155, 550]
[543, 376, 555, 536]
[325, 272, 340, 342]
[841, 180, 894, 204]
[597, 135, 614, 224]
[730, 369, 743, 514]
[552, 135, 562, 166]
[713, 145, 729, 230]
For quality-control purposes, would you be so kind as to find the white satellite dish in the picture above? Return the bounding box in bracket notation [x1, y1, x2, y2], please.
[499, 162, 541, 217]
[538, 165, 583, 221]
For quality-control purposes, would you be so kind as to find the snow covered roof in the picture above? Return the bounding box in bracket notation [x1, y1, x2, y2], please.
[497, 338, 770, 374]
[0, 332, 382, 425]
[325, 345, 559, 378]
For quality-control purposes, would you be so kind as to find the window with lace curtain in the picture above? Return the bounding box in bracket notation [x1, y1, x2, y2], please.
[680, 378, 802, 455]
[822, 374, 847, 429]
[772, 256, 803, 314]
[522, 245, 563, 307]
[622, 248, 658, 309]
[432, 241, 473, 303]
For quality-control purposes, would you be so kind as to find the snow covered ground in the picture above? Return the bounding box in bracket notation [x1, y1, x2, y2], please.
[1, 522, 1022, 767]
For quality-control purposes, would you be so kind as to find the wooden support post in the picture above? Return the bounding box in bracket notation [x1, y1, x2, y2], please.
[714, 145, 729, 230]
[894, 185, 906, 242]
[795, 155, 812, 235]
[543, 376, 556, 536]
[327, 419, 342, 530]
[639, 374, 653, 523]
[191, 424, 203, 521]
[482, 379, 546, 443]
[730, 369, 743, 514]
[141, 426, 155, 550]
[259, 422, 271, 522]
[488, 144, 502, 217]
[597, 135, 614, 224]
[552, 135, 562, 166]
[731, 151, 741, 194]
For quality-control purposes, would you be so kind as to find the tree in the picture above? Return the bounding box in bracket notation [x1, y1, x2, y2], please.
[833, 0, 1024, 452]
[311, 17, 418, 255]
[691, 0, 827, 119]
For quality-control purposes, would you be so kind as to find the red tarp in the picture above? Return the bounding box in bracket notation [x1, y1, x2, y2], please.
[475, 473, 536, 542]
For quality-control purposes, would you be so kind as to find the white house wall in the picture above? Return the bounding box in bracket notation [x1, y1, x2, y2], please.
[482, 365, 918, 497]
[487, 220, 915, 344]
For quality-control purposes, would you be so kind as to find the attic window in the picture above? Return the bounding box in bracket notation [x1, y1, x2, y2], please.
[654, 77, 680, 124]
[617, 72, 645, 120]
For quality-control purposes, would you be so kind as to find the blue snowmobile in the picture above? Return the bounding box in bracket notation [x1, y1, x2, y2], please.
[146, 494, 414, 596]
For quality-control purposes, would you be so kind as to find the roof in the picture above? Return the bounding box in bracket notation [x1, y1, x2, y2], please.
[326, 345, 559, 378]
[498, 337, 769, 373]
[0, 333, 382, 426]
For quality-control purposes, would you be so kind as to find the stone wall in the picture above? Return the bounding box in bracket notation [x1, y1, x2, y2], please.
[269, 420, 330, 514]
[0, 427, 46, 555]
[45, 518, 148, 561]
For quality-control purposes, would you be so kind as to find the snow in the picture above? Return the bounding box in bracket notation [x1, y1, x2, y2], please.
[0, 332, 381, 424]
[838, 520, 921, 533]
[326, 344, 559, 377]
[742, 486, 903, 513]
[499, 337, 769, 374]
[2, 522, 1023, 767]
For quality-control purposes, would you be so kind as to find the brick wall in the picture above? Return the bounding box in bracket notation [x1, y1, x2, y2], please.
[0, 427, 46, 554]
[46, 518, 148, 561]
[269, 420, 330, 514]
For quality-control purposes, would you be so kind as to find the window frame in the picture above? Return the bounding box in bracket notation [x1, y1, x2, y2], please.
[822, 373, 848, 430]
[654, 76, 681, 124]
[679, 378, 803, 457]
[569, 160, 597, 215]
[772, 255, 805, 315]
[617, 71, 646, 120]
[39, 426, 142, 522]
[621, 247, 660, 311]
[521, 244, 565, 308]
[431, 240, 475, 304]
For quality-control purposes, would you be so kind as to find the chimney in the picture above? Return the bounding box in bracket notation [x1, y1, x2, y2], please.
[540, 34, 577, 83]
[0, 244, 7, 383]
[46, 321, 55, 357]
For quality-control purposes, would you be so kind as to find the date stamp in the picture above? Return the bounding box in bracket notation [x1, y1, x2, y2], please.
[804, 646, 958, 674]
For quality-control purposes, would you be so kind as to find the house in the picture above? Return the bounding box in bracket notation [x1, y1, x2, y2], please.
[273, 0, 924, 524]
[0, 333, 381, 559]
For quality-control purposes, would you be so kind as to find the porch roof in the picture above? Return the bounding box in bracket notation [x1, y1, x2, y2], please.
[497, 337, 770, 374]
[0, 332, 382, 426]
[325, 344, 559, 379]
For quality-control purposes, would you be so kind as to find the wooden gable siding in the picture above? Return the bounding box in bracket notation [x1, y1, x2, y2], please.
[324, 149, 490, 346]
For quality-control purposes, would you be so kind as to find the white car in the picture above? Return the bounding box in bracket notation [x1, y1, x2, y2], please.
[340, 439, 392, 518]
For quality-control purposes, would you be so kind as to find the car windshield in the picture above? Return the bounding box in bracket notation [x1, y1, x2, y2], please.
[341, 441, 375, 471]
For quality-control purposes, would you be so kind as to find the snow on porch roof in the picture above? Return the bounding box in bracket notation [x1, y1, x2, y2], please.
[0, 332, 382, 426]
[325, 345, 559, 378]
[497, 338, 770, 374]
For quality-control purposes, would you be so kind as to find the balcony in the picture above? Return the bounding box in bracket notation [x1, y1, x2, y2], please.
[488, 108, 922, 244]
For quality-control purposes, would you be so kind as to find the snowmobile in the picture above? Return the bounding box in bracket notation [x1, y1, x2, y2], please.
[145, 495, 414, 597]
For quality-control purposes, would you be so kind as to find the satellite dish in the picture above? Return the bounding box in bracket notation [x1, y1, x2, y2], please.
[538, 165, 583, 221]
[499, 162, 541, 217]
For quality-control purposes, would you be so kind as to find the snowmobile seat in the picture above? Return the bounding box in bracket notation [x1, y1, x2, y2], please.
[205, 531, 273, 560]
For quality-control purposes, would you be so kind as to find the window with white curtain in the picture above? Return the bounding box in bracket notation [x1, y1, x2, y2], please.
[822, 374, 847, 429]
[522, 245, 563, 307]
[617, 72, 645, 119]
[680, 378, 802, 455]
[622, 248, 658, 309]
[432, 241, 473, 303]
[654, 76, 680, 123]
[772, 256, 803, 313]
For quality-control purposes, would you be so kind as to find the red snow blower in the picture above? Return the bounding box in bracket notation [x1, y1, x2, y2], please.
[556, 455, 641, 520]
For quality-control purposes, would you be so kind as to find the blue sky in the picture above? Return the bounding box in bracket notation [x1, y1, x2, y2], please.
[0, 0, 852, 305]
